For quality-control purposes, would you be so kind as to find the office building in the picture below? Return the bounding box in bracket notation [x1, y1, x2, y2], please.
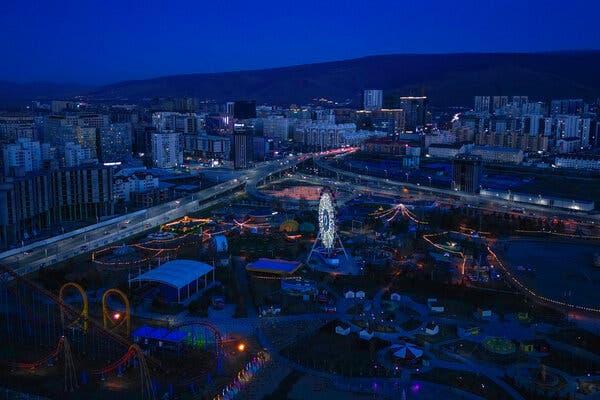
[371, 109, 406, 134]
[233, 133, 253, 169]
[384, 96, 427, 131]
[452, 155, 482, 193]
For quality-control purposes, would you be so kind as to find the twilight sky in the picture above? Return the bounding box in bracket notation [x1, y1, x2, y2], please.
[1, 0, 599, 84]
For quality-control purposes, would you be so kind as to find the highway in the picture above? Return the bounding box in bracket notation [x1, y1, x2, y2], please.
[0, 156, 309, 276]
[313, 156, 600, 224]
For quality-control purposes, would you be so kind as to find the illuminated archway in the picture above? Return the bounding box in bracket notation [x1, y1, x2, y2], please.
[102, 289, 131, 337]
[59, 282, 89, 332]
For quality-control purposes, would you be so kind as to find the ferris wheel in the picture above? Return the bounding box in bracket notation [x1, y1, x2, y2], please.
[318, 190, 336, 250]
[308, 188, 348, 265]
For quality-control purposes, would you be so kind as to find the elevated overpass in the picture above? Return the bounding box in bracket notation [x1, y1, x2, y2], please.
[0, 156, 310, 276]
[314, 156, 600, 224]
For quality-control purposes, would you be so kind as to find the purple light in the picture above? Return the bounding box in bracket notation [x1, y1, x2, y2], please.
[411, 383, 421, 393]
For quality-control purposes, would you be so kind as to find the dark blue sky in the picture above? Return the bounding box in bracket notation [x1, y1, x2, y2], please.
[1, 0, 599, 84]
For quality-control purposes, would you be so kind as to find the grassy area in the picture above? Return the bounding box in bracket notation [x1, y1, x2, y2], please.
[282, 321, 390, 377]
[414, 324, 457, 344]
[400, 317, 422, 331]
[541, 349, 600, 376]
[263, 370, 304, 400]
[549, 329, 600, 355]
[229, 233, 309, 260]
[416, 368, 510, 400]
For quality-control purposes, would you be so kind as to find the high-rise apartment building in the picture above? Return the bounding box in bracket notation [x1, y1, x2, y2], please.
[97, 123, 132, 164]
[0, 165, 113, 247]
[474, 96, 491, 113]
[363, 90, 383, 111]
[2, 138, 52, 176]
[151, 132, 182, 168]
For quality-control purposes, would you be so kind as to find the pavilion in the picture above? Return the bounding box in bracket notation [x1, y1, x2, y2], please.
[130, 259, 215, 303]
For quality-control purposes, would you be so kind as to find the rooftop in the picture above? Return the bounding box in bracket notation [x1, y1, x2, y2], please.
[130, 259, 213, 290]
[246, 258, 302, 275]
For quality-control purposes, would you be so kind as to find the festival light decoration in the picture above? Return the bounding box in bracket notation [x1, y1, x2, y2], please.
[371, 203, 428, 224]
[318, 190, 336, 250]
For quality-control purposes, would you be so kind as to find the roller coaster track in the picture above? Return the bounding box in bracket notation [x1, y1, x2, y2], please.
[0, 263, 164, 372]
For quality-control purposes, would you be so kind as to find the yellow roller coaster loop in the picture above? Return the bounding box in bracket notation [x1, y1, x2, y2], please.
[102, 288, 131, 337]
[58, 282, 88, 332]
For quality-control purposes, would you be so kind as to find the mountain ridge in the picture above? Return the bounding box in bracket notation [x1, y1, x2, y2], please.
[3, 51, 600, 107]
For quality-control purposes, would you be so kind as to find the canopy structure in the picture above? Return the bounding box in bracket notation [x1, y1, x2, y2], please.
[130, 259, 215, 303]
[392, 343, 423, 360]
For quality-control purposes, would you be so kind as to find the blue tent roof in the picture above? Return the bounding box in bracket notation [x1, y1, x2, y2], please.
[246, 258, 302, 275]
[133, 325, 187, 343]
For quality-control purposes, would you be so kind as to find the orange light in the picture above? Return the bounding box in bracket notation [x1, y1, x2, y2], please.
[113, 312, 121, 320]
[237, 343, 246, 352]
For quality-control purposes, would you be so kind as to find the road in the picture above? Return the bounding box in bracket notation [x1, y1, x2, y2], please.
[314, 157, 600, 224]
[0, 156, 310, 276]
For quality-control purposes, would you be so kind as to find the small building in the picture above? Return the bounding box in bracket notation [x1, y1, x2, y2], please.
[259, 305, 281, 317]
[519, 339, 550, 353]
[458, 326, 480, 337]
[425, 321, 440, 336]
[477, 308, 492, 319]
[355, 290, 366, 299]
[133, 325, 187, 354]
[427, 298, 445, 313]
[390, 292, 401, 302]
[359, 329, 374, 341]
[335, 321, 351, 336]
[344, 290, 356, 299]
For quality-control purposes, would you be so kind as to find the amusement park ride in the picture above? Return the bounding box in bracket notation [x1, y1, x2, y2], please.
[0, 262, 225, 399]
[307, 188, 350, 268]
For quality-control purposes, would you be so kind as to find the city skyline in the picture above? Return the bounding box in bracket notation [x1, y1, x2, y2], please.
[0, 3, 598, 399]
